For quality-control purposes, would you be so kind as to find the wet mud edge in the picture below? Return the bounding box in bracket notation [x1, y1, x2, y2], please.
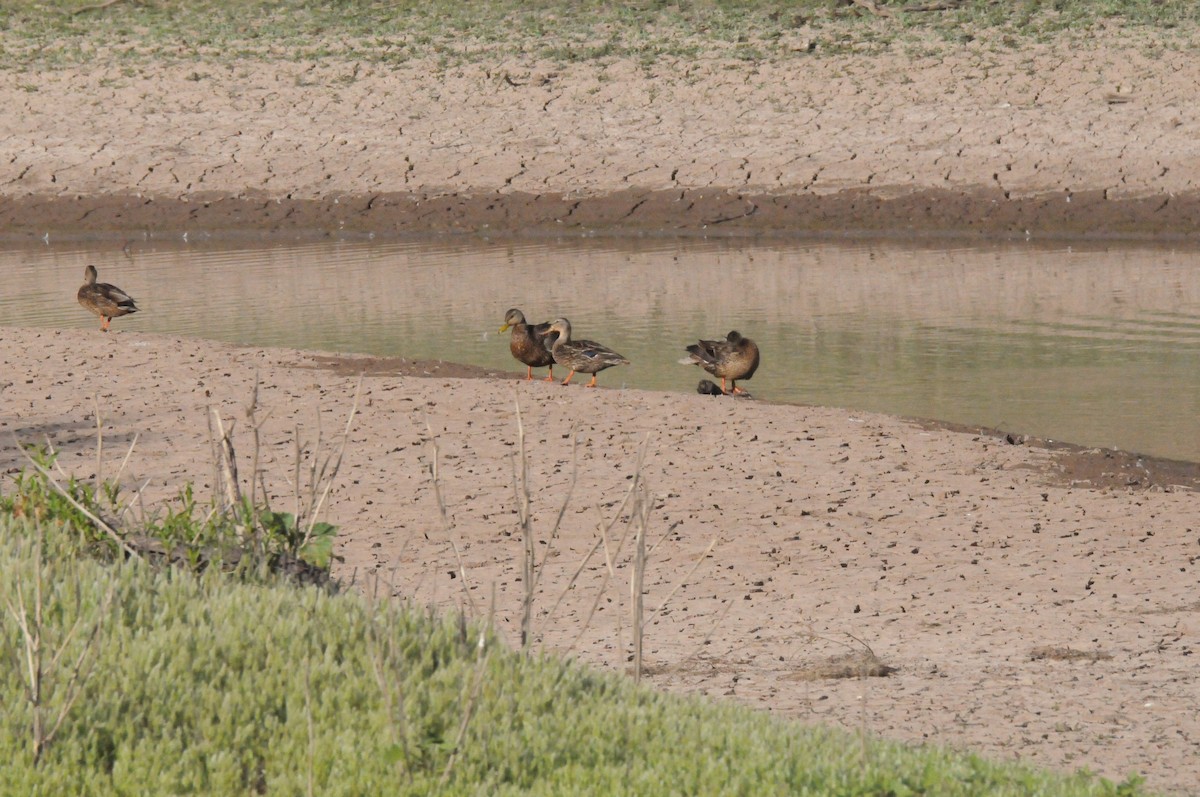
[6, 187, 1200, 240]
[305, 353, 1200, 494]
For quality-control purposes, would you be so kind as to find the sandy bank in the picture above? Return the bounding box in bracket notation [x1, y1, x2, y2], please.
[2, 327, 1197, 792]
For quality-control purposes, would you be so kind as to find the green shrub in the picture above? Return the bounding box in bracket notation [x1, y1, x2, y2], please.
[0, 516, 1151, 796]
[0, 451, 337, 579]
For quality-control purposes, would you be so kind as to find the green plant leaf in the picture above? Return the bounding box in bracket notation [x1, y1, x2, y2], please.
[298, 531, 334, 569]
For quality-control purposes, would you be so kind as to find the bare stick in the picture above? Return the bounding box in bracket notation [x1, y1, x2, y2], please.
[246, 372, 262, 534]
[17, 445, 141, 561]
[574, 428, 653, 650]
[92, 396, 103, 493]
[529, 425, 579, 595]
[677, 597, 736, 665]
[112, 432, 140, 487]
[4, 526, 115, 764]
[210, 409, 241, 512]
[850, 0, 895, 18]
[537, 532, 604, 654]
[293, 426, 302, 529]
[422, 417, 478, 617]
[649, 535, 719, 619]
[40, 438, 67, 480]
[301, 376, 362, 545]
[41, 577, 115, 762]
[446, 539, 478, 617]
[513, 394, 535, 649]
[631, 485, 648, 682]
[363, 573, 411, 772]
[71, 0, 144, 15]
[439, 633, 490, 785]
[507, 391, 578, 648]
[595, 433, 653, 663]
[606, 434, 653, 537]
[901, 1, 965, 11]
[305, 662, 316, 797]
[566, 517, 619, 655]
[302, 413, 323, 524]
[647, 518, 682, 558]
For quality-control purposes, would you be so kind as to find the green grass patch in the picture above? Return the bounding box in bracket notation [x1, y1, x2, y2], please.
[0, 446, 336, 578]
[0, 482, 1154, 794]
[1, 1, 1198, 69]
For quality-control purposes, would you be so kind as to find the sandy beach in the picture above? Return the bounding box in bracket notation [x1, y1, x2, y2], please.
[3, 25, 1200, 793]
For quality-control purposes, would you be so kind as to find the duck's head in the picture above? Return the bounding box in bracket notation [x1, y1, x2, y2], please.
[500, 308, 526, 333]
[546, 318, 572, 341]
[83, 264, 98, 284]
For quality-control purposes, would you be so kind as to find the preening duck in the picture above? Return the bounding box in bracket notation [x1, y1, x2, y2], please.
[683, 330, 759, 395]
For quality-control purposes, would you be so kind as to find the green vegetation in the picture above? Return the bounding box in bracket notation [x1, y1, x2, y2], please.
[1, 0, 1197, 68]
[0, 508, 1152, 795]
[0, 433, 1153, 795]
[0, 446, 337, 575]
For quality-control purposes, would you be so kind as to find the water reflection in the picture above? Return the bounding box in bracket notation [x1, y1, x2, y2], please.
[3, 235, 1199, 462]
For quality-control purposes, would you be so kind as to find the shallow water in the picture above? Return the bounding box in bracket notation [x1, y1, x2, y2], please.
[4, 235, 1200, 463]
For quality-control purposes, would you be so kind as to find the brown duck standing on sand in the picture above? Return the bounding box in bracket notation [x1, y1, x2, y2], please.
[545, 318, 629, 388]
[77, 265, 138, 332]
[500, 308, 558, 381]
[683, 330, 760, 395]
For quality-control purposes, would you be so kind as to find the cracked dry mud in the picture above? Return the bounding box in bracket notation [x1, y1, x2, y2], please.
[3, 35, 1200, 237]
[3, 30, 1200, 794]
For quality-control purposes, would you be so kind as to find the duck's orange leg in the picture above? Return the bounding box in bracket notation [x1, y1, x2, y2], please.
[585, 374, 599, 388]
[543, 367, 555, 382]
[101, 316, 111, 332]
[561, 370, 577, 386]
[525, 365, 534, 380]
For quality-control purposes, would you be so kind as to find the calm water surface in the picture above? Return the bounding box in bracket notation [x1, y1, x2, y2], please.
[4, 236, 1200, 463]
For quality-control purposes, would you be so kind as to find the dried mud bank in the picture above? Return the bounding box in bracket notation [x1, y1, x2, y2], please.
[5, 187, 1200, 241]
[2, 329, 1198, 794]
[4, 37, 1200, 240]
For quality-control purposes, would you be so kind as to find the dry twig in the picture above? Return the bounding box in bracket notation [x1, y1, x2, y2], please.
[71, 0, 147, 16]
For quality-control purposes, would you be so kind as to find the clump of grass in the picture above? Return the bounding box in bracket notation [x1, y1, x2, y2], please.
[0, 514, 1153, 795]
[0, 443, 335, 581]
[0, 382, 358, 584]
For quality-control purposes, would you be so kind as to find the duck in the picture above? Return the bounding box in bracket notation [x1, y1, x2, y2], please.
[77, 265, 139, 332]
[682, 330, 760, 395]
[500, 308, 558, 381]
[545, 318, 629, 388]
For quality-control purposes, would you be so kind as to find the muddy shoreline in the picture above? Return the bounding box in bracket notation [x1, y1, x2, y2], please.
[310, 350, 1200, 489]
[6, 188, 1200, 241]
